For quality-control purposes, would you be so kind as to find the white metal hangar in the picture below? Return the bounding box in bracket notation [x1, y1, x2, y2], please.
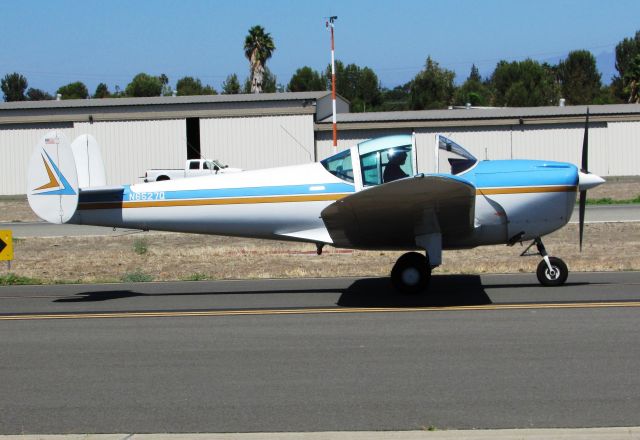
[0, 92, 349, 195]
[1, 94, 639, 196]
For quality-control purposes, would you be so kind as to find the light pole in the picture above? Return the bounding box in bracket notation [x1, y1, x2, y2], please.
[326, 16, 338, 154]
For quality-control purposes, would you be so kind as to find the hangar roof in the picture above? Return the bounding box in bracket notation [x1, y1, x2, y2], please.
[0, 92, 350, 125]
[316, 104, 640, 130]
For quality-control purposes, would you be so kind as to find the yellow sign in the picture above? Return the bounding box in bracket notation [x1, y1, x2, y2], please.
[0, 230, 13, 261]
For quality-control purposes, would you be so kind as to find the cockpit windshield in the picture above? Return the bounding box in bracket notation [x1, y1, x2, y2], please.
[320, 149, 354, 183]
[437, 135, 477, 175]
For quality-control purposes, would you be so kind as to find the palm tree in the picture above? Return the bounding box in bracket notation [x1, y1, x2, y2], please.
[244, 25, 275, 93]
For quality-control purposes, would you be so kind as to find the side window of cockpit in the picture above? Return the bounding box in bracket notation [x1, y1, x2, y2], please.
[382, 146, 413, 183]
[320, 150, 354, 183]
[360, 151, 381, 186]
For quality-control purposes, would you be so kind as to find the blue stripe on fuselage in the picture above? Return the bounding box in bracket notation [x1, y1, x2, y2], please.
[79, 182, 356, 203]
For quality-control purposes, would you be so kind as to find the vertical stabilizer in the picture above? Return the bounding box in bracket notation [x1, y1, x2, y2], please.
[27, 131, 79, 224]
[71, 134, 106, 188]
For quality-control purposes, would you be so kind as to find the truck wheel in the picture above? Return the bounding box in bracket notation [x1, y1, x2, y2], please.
[157, 176, 170, 181]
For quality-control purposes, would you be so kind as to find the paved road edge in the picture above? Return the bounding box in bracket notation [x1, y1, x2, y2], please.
[2, 427, 640, 439]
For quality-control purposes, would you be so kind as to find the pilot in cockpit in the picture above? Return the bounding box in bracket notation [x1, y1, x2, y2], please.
[383, 150, 408, 183]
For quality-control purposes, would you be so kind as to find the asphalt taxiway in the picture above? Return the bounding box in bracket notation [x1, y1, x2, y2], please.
[1, 272, 640, 434]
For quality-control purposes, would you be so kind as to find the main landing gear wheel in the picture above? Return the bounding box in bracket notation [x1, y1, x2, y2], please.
[391, 252, 431, 294]
[536, 257, 568, 286]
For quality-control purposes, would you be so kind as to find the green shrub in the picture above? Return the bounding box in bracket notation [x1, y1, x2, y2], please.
[0, 274, 42, 285]
[133, 238, 149, 255]
[121, 270, 153, 282]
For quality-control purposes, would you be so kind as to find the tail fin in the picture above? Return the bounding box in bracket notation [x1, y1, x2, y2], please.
[71, 134, 106, 188]
[27, 131, 79, 224]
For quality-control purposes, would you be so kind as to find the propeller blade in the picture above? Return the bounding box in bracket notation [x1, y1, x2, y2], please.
[579, 190, 587, 252]
[581, 108, 589, 172]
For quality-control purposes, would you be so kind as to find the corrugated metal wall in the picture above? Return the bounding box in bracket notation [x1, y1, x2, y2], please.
[0, 123, 75, 194]
[74, 119, 186, 186]
[199, 115, 314, 170]
[3, 114, 639, 196]
[607, 121, 640, 176]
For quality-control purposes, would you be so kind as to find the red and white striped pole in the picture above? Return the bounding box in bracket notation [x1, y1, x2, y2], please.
[326, 16, 338, 154]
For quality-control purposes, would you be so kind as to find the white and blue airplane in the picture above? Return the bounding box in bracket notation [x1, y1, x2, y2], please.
[27, 114, 604, 293]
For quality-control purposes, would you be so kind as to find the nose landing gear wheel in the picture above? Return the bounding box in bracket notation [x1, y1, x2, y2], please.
[391, 251, 431, 294]
[536, 257, 568, 286]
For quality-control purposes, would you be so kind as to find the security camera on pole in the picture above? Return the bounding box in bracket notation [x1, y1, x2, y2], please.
[326, 16, 338, 154]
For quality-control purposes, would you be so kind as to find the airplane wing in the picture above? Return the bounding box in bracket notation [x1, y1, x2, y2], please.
[321, 174, 476, 249]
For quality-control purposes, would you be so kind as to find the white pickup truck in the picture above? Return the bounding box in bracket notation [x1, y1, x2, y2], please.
[144, 159, 242, 182]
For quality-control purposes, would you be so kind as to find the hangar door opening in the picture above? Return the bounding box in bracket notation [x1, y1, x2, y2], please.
[186, 117, 201, 159]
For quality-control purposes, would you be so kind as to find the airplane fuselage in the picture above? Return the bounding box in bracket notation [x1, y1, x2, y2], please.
[72, 159, 578, 250]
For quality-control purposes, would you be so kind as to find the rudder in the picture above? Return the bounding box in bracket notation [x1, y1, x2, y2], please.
[27, 131, 79, 224]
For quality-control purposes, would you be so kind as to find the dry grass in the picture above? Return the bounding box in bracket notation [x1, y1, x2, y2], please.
[3, 223, 639, 284]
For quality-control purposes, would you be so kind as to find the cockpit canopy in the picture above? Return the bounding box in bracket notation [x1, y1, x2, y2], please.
[320, 134, 477, 185]
[437, 135, 477, 175]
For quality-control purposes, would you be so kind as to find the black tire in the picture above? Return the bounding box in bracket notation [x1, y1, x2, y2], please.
[536, 257, 568, 286]
[390, 252, 431, 294]
[156, 175, 170, 181]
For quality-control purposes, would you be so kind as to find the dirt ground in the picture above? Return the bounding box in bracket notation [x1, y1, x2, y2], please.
[2, 177, 639, 284]
[3, 222, 639, 284]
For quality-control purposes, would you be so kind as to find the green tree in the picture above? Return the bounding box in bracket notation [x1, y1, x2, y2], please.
[287, 66, 325, 92]
[410, 57, 455, 110]
[56, 81, 89, 99]
[1, 72, 28, 102]
[614, 30, 640, 102]
[453, 64, 490, 106]
[557, 50, 602, 105]
[490, 59, 558, 106]
[262, 67, 277, 93]
[125, 73, 163, 97]
[378, 84, 411, 111]
[175, 76, 217, 96]
[26, 88, 53, 101]
[244, 25, 276, 93]
[356, 67, 382, 111]
[93, 83, 110, 98]
[222, 74, 241, 94]
[324, 61, 382, 111]
[624, 54, 640, 103]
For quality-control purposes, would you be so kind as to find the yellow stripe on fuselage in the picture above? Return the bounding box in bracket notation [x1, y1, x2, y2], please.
[476, 185, 577, 196]
[77, 185, 578, 211]
[78, 193, 350, 210]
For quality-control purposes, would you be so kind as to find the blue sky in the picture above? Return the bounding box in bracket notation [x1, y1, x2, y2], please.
[1, 0, 639, 95]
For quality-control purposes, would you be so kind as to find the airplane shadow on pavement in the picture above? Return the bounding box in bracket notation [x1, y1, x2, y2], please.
[54, 274, 494, 308]
[337, 275, 492, 307]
